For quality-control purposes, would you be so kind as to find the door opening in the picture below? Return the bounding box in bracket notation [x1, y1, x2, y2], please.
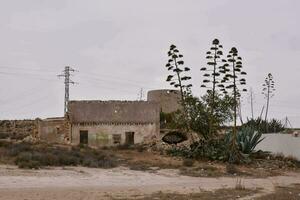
[80, 130, 88, 144]
[125, 132, 134, 145]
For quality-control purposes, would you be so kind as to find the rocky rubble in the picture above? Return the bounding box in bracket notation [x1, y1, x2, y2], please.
[0, 119, 37, 140]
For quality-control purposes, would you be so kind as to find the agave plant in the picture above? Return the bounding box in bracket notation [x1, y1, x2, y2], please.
[225, 126, 265, 155]
[236, 126, 264, 154]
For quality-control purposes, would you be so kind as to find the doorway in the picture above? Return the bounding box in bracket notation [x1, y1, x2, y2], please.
[125, 132, 134, 145]
[80, 130, 88, 144]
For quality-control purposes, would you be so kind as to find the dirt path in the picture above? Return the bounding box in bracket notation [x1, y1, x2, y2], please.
[0, 165, 300, 200]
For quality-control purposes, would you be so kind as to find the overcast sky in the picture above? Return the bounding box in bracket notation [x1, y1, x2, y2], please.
[0, 0, 299, 127]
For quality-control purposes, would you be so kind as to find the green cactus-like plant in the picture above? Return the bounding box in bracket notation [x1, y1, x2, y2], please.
[225, 126, 264, 155]
[165, 44, 192, 103]
[165, 44, 192, 132]
[221, 47, 248, 163]
[200, 39, 226, 136]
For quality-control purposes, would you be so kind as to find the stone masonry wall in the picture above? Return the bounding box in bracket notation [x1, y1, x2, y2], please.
[147, 89, 182, 113]
[71, 123, 159, 147]
[37, 118, 66, 143]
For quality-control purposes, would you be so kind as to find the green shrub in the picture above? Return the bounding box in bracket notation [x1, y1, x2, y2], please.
[241, 118, 285, 133]
[190, 138, 228, 161]
[166, 146, 190, 158]
[167, 138, 229, 161]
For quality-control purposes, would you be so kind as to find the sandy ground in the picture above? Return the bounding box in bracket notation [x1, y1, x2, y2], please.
[0, 165, 300, 200]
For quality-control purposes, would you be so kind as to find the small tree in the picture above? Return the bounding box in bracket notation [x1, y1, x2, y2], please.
[200, 39, 226, 135]
[165, 44, 192, 130]
[262, 73, 275, 122]
[222, 47, 247, 163]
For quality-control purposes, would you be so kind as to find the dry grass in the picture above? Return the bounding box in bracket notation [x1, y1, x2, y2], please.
[179, 164, 222, 177]
[235, 178, 246, 190]
[256, 184, 300, 200]
[0, 141, 118, 169]
[1, 140, 299, 179]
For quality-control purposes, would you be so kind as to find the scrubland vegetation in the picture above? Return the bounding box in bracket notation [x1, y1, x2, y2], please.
[0, 141, 118, 169]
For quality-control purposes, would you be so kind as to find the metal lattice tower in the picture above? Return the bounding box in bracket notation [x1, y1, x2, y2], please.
[137, 88, 145, 101]
[58, 66, 76, 115]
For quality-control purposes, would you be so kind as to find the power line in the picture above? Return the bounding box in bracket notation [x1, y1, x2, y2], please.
[0, 94, 51, 113]
[0, 65, 163, 90]
[78, 80, 138, 95]
[79, 73, 158, 90]
[0, 71, 58, 82]
[0, 66, 58, 73]
[80, 71, 159, 87]
[0, 85, 45, 105]
[58, 66, 77, 114]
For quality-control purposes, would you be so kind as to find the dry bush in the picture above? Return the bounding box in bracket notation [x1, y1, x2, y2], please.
[183, 159, 194, 167]
[226, 164, 239, 175]
[0, 141, 119, 169]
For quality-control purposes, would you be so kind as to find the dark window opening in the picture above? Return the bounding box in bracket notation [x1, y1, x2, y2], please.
[113, 134, 121, 144]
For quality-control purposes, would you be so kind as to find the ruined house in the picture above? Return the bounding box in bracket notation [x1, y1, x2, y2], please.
[36, 89, 181, 147]
[37, 117, 66, 143]
[67, 100, 160, 147]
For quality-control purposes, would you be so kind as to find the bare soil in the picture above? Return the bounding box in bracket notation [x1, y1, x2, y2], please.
[112, 188, 258, 200]
[256, 184, 300, 200]
[113, 149, 300, 178]
[0, 165, 300, 200]
[1, 143, 300, 199]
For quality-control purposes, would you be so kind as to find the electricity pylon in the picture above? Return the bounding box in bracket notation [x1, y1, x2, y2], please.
[58, 66, 77, 115]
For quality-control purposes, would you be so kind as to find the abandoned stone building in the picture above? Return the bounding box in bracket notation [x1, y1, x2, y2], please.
[37, 117, 66, 143]
[67, 100, 160, 147]
[36, 89, 181, 147]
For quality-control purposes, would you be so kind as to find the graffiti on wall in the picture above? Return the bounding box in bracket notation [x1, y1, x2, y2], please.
[96, 132, 109, 145]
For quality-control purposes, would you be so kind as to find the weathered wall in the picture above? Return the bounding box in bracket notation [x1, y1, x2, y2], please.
[147, 89, 182, 113]
[0, 120, 36, 140]
[37, 118, 66, 143]
[71, 123, 159, 147]
[68, 101, 160, 124]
